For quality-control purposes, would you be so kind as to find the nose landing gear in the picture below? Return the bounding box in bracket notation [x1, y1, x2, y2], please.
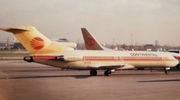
[164, 68, 170, 74]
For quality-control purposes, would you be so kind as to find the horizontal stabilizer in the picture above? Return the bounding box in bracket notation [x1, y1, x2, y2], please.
[0, 26, 30, 33]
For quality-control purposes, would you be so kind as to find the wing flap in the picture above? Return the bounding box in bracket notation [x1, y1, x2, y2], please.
[117, 64, 135, 69]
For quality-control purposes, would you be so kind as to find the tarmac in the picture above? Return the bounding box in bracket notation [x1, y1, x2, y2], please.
[0, 60, 180, 100]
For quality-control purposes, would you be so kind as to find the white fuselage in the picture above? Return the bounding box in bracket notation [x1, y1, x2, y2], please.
[32, 50, 179, 70]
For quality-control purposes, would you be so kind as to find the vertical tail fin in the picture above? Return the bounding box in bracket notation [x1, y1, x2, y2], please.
[81, 28, 110, 50]
[0, 26, 63, 54]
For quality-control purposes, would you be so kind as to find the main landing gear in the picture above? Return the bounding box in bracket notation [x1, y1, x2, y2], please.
[90, 70, 97, 76]
[90, 70, 113, 76]
[104, 70, 111, 76]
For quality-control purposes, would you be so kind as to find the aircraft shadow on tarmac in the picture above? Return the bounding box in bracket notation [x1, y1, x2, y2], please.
[0, 75, 92, 79]
[2, 69, 62, 72]
[0, 72, 179, 80]
[138, 79, 180, 82]
[0, 67, 92, 79]
[1, 67, 180, 80]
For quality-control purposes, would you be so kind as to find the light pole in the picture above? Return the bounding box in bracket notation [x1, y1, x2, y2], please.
[131, 33, 133, 45]
[130, 34, 133, 50]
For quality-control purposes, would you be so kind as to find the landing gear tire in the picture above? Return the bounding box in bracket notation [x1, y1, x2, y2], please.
[176, 64, 180, 69]
[90, 70, 97, 76]
[165, 70, 168, 74]
[164, 69, 169, 74]
[150, 68, 152, 72]
[104, 70, 111, 76]
[164, 68, 169, 74]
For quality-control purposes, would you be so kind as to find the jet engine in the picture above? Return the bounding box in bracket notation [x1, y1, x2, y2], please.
[23, 56, 33, 62]
[110, 69, 116, 73]
[165, 67, 170, 70]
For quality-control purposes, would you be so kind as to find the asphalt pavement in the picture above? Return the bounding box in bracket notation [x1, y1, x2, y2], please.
[0, 60, 180, 100]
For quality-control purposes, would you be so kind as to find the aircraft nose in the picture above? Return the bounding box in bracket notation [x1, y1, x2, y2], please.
[167, 58, 179, 67]
[174, 59, 179, 67]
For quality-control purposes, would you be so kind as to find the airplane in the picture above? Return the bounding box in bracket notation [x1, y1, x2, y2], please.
[81, 28, 180, 69]
[51, 38, 78, 50]
[51, 38, 71, 42]
[0, 26, 178, 76]
[81, 28, 112, 50]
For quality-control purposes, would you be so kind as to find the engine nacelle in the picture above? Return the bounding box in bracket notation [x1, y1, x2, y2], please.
[165, 67, 171, 70]
[110, 69, 116, 73]
[24, 56, 33, 62]
[56, 55, 65, 61]
[56, 55, 82, 62]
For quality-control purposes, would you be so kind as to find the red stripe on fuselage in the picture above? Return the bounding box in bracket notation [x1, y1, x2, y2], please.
[33, 56, 56, 60]
[32, 55, 175, 62]
[82, 56, 175, 62]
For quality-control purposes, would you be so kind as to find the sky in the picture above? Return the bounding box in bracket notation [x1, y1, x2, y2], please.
[0, 0, 180, 46]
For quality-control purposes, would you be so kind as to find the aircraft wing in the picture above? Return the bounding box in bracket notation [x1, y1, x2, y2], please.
[87, 62, 135, 69]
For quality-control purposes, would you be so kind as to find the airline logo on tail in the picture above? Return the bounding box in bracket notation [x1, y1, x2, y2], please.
[85, 37, 95, 46]
[31, 37, 44, 50]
